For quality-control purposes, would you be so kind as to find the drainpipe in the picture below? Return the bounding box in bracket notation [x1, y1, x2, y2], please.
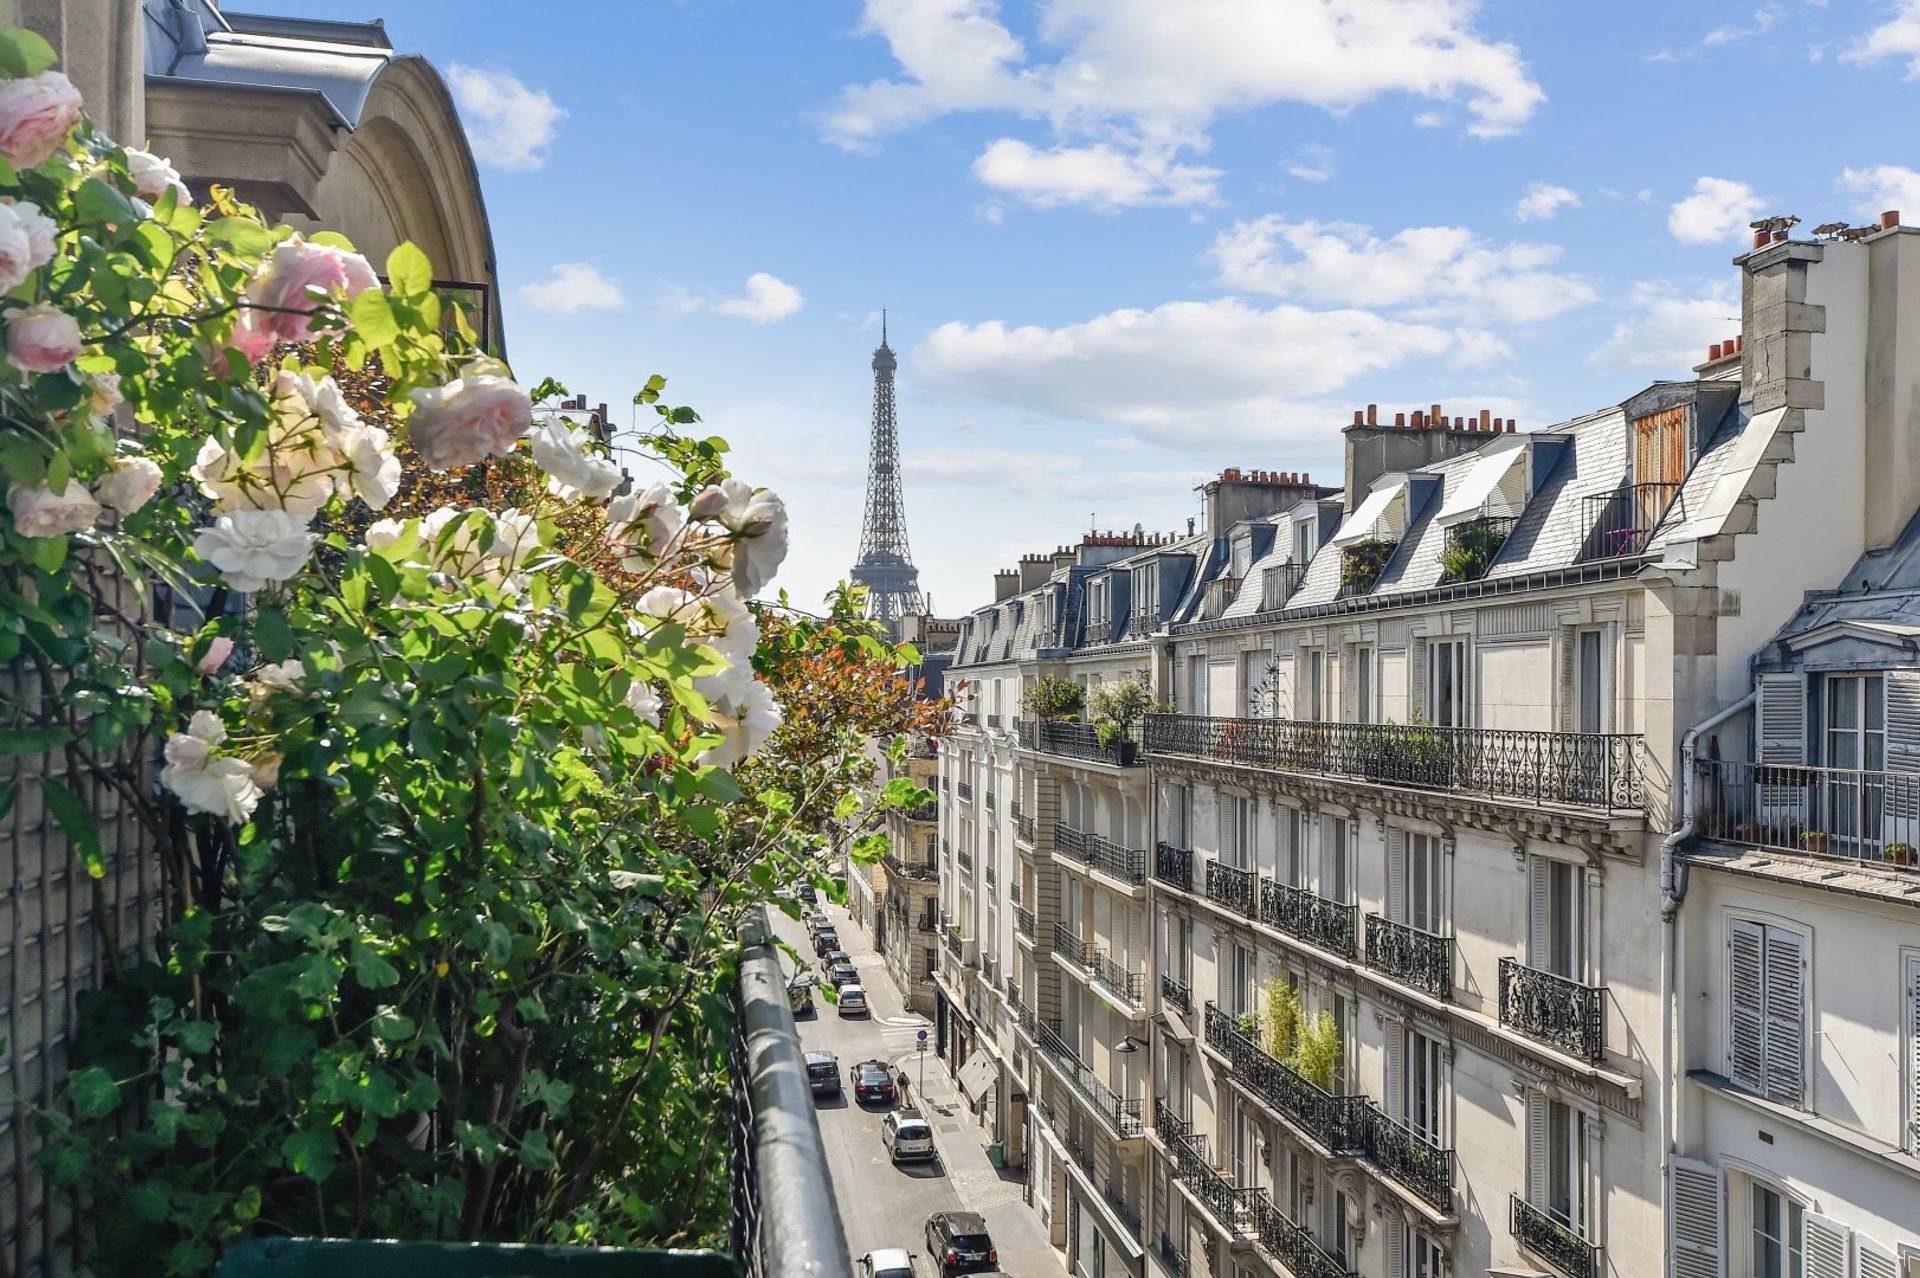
[1659, 688, 1756, 1276]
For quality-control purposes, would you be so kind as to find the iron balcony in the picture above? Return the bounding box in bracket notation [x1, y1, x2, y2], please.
[1143, 714, 1644, 812]
[1160, 972, 1192, 1015]
[1021, 719, 1141, 767]
[1511, 1195, 1600, 1278]
[1364, 914, 1453, 1000]
[1498, 958, 1606, 1062]
[1155, 1099, 1260, 1240]
[1053, 921, 1090, 966]
[1259, 879, 1357, 960]
[1014, 904, 1036, 940]
[1090, 948, 1146, 1008]
[1249, 1192, 1355, 1278]
[1014, 811, 1037, 844]
[1697, 757, 1920, 869]
[957, 780, 974, 802]
[1154, 841, 1194, 891]
[882, 853, 938, 883]
[957, 845, 974, 872]
[1579, 480, 1680, 561]
[1054, 821, 1147, 885]
[1203, 859, 1257, 917]
[1035, 1019, 1144, 1138]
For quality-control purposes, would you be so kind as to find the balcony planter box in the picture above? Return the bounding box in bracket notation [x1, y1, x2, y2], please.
[1886, 842, 1916, 868]
[1800, 831, 1830, 854]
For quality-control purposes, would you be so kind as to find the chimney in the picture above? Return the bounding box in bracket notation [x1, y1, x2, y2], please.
[1395, 412, 1406, 427]
[1479, 408, 1491, 431]
[993, 568, 1019, 602]
[1884, 210, 1901, 230]
[1367, 403, 1378, 426]
[1753, 229, 1770, 250]
[1709, 343, 1723, 361]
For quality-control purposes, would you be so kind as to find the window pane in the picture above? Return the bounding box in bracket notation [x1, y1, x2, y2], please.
[1578, 631, 1603, 733]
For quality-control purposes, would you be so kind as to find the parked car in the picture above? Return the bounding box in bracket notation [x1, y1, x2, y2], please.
[813, 930, 840, 957]
[829, 961, 858, 988]
[796, 883, 817, 904]
[882, 1108, 935, 1163]
[806, 1051, 840, 1097]
[788, 975, 814, 1016]
[924, 1213, 997, 1277]
[838, 984, 870, 1018]
[851, 1058, 896, 1104]
[859, 1250, 917, 1278]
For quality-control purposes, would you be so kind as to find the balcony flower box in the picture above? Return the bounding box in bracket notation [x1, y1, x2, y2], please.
[1886, 842, 1916, 868]
[1800, 831, 1830, 854]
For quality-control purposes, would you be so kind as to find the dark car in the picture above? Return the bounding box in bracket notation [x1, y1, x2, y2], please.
[851, 1059, 897, 1105]
[813, 930, 840, 957]
[797, 883, 817, 904]
[806, 1051, 840, 1098]
[829, 961, 858, 988]
[925, 1212, 996, 1276]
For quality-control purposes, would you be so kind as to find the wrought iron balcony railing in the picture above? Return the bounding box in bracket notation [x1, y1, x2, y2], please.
[1156, 1099, 1260, 1239]
[1579, 480, 1680, 561]
[1160, 972, 1192, 1014]
[1697, 758, 1920, 869]
[943, 926, 965, 960]
[1440, 514, 1517, 583]
[1368, 1112, 1455, 1214]
[985, 790, 997, 810]
[1498, 958, 1605, 1062]
[1143, 714, 1644, 812]
[1364, 914, 1452, 1000]
[882, 853, 938, 882]
[957, 845, 974, 872]
[1053, 921, 1089, 966]
[1261, 561, 1309, 611]
[1036, 1019, 1145, 1138]
[1080, 830, 1148, 885]
[1015, 904, 1035, 940]
[1337, 539, 1397, 598]
[1204, 859, 1257, 916]
[1053, 821, 1086, 860]
[985, 863, 997, 889]
[986, 713, 1002, 729]
[1250, 1193, 1355, 1278]
[899, 800, 938, 822]
[1510, 1196, 1599, 1278]
[1260, 879, 1357, 959]
[1091, 948, 1146, 1007]
[1023, 719, 1141, 766]
[1015, 812, 1037, 844]
[916, 915, 940, 934]
[1154, 841, 1193, 891]
[957, 780, 974, 802]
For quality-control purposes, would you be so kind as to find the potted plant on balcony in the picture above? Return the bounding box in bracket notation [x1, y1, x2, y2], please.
[1288, 1009, 1343, 1091]
[1885, 842, 1916, 868]
[1339, 538, 1397, 595]
[1440, 516, 1510, 583]
[1234, 1010, 1259, 1037]
[1090, 676, 1152, 764]
[1259, 978, 1301, 1060]
[1799, 830, 1830, 854]
[1022, 675, 1084, 722]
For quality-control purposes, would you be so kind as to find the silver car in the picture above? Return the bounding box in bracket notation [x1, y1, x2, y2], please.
[838, 984, 870, 1017]
[860, 1249, 917, 1278]
[883, 1109, 936, 1163]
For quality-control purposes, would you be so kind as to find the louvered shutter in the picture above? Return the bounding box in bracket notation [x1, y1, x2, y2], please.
[1382, 1024, 1405, 1124]
[1908, 958, 1920, 1151]
[1386, 827, 1408, 923]
[1384, 1222, 1406, 1278]
[1804, 1212, 1850, 1278]
[1319, 817, 1336, 899]
[1762, 927, 1807, 1104]
[1668, 1156, 1723, 1278]
[1757, 672, 1809, 819]
[1410, 640, 1428, 723]
[1854, 1232, 1900, 1278]
[1528, 857, 1551, 970]
[1728, 920, 1766, 1091]
[1524, 1090, 1548, 1206]
[1557, 630, 1578, 733]
[1886, 672, 1920, 845]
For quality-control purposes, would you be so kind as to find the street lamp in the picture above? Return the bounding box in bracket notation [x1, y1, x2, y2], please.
[1114, 1034, 1148, 1054]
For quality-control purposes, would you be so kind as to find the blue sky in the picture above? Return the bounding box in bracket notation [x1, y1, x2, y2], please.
[280, 0, 1920, 614]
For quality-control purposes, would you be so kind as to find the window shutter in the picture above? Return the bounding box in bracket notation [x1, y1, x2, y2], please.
[1319, 817, 1336, 898]
[1528, 857, 1551, 969]
[1908, 957, 1920, 1151]
[1668, 1156, 1723, 1278]
[1411, 639, 1428, 723]
[1887, 673, 1920, 844]
[1757, 672, 1808, 765]
[1384, 1222, 1406, 1278]
[1804, 1212, 1850, 1278]
[1557, 630, 1578, 733]
[1386, 827, 1408, 922]
[1524, 1090, 1548, 1206]
[1383, 1024, 1405, 1124]
[1728, 920, 1766, 1091]
[1854, 1232, 1900, 1278]
[1762, 927, 1807, 1104]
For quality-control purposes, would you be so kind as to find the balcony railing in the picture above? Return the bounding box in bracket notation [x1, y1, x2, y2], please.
[1054, 821, 1085, 860]
[957, 780, 974, 802]
[1511, 1196, 1599, 1278]
[1579, 481, 1680, 561]
[957, 845, 974, 872]
[882, 853, 938, 882]
[985, 863, 997, 890]
[1091, 948, 1146, 1007]
[985, 790, 997, 811]
[1249, 1193, 1355, 1278]
[1260, 879, 1357, 959]
[916, 915, 939, 934]
[1015, 812, 1037, 844]
[1022, 719, 1141, 767]
[1698, 758, 1920, 869]
[1036, 1019, 1145, 1137]
[986, 713, 1002, 729]
[1337, 539, 1397, 598]
[1499, 958, 1605, 1062]
[1054, 921, 1089, 966]
[1011, 906, 1033, 941]
[1364, 914, 1452, 1000]
[1440, 514, 1517, 583]
[1261, 561, 1309, 611]
[1157, 1099, 1259, 1239]
[1086, 832, 1148, 885]
[900, 800, 938, 822]
[1154, 841, 1193, 891]
[1143, 714, 1644, 812]
[1368, 1112, 1455, 1214]
[1204, 859, 1257, 916]
[944, 926, 965, 960]
[1160, 972, 1192, 1014]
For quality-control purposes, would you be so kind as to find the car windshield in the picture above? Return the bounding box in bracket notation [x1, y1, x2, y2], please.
[856, 1063, 887, 1081]
[949, 1235, 991, 1252]
[897, 1122, 929, 1137]
[807, 1061, 834, 1076]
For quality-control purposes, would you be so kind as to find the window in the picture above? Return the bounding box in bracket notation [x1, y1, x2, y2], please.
[1387, 830, 1443, 933]
[1230, 944, 1254, 1016]
[1233, 1105, 1259, 1190]
[922, 947, 936, 977]
[1400, 1026, 1444, 1143]
[1228, 794, 1256, 870]
[1728, 919, 1807, 1104]
[1326, 1187, 1352, 1266]
[1089, 578, 1109, 627]
[1908, 957, 1920, 1154]
[1294, 519, 1314, 569]
[1282, 808, 1309, 888]
[1306, 649, 1325, 722]
[1822, 673, 1886, 854]
[1426, 640, 1466, 727]
[1166, 783, 1190, 847]
[1286, 1150, 1309, 1224]
[1322, 817, 1352, 903]
[1189, 657, 1208, 716]
[1748, 1183, 1804, 1278]
[1354, 646, 1374, 724]
[1136, 565, 1157, 619]
[1403, 1230, 1450, 1278]
[1330, 991, 1349, 1094]
[1528, 1095, 1588, 1234]
[1576, 629, 1606, 733]
[1231, 534, 1253, 579]
[1528, 856, 1583, 981]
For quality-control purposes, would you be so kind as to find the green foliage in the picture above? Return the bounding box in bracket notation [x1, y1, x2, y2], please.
[1289, 1009, 1343, 1091]
[1258, 977, 1300, 1061]
[1439, 517, 1509, 583]
[1338, 539, 1396, 593]
[1021, 675, 1083, 722]
[1088, 675, 1152, 743]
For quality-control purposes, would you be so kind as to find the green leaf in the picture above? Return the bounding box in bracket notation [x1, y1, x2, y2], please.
[0, 726, 72, 756]
[254, 605, 292, 662]
[0, 29, 58, 78]
[386, 242, 432, 297]
[206, 216, 271, 258]
[65, 1066, 120, 1118]
[517, 1128, 556, 1171]
[282, 1126, 338, 1179]
[350, 290, 400, 348]
[73, 178, 138, 229]
[351, 944, 401, 989]
[39, 777, 103, 878]
[371, 1009, 415, 1041]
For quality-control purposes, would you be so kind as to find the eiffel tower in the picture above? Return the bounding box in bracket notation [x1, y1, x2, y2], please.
[850, 313, 926, 630]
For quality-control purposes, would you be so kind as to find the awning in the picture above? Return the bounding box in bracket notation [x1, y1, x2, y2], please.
[957, 1052, 999, 1105]
[1329, 478, 1409, 547]
[1655, 407, 1787, 546]
[1435, 435, 1527, 526]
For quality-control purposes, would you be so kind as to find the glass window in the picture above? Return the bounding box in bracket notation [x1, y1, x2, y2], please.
[1404, 1027, 1443, 1142]
[1546, 1099, 1585, 1230]
[1307, 650, 1324, 722]
[1284, 808, 1308, 888]
[1355, 647, 1373, 724]
[1427, 640, 1466, 727]
[1294, 520, 1314, 567]
[1326, 818, 1351, 903]
[1749, 1183, 1804, 1278]
[1408, 832, 1441, 932]
[1409, 1232, 1450, 1278]
[1577, 629, 1605, 733]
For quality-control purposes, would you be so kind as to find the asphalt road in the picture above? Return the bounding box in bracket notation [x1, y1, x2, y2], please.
[771, 900, 956, 1266]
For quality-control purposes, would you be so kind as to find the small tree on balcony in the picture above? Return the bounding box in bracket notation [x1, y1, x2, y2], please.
[1022, 675, 1084, 721]
[1290, 1009, 1344, 1091]
[1090, 675, 1153, 746]
[1259, 977, 1301, 1060]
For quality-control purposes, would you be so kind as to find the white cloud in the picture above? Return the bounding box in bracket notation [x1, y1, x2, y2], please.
[518, 262, 625, 314]
[669, 273, 807, 324]
[1588, 281, 1739, 373]
[1839, 164, 1920, 220]
[1206, 216, 1597, 323]
[447, 65, 565, 171]
[1704, 6, 1782, 46]
[824, 0, 1544, 206]
[1841, 0, 1920, 74]
[912, 297, 1488, 437]
[972, 138, 1221, 209]
[1284, 143, 1336, 183]
[1514, 181, 1580, 222]
[1668, 176, 1769, 244]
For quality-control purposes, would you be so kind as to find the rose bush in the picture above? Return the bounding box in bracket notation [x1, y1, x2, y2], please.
[0, 27, 935, 1273]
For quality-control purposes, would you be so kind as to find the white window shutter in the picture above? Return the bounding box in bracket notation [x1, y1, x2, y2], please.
[1557, 630, 1577, 733]
[1524, 1090, 1547, 1206]
[1384, 1221, 1406, 1278]
[1804, 1212, 1850, 1278]
[1668, 1156, 1723, 1278]
[1386, 826, 1408, 923]
[1319, 818, 1336, 898]
[1762, 927, 1807, 1105]
[1728, 919, 1766, 1091]
[1528, 857, 1551, 970]
[1908, 957, 1920, 1151]
[1383, 1024, 1405, 1124]
[1757, 672, 1808, 765]
[1853, 1232, 1900, 1278]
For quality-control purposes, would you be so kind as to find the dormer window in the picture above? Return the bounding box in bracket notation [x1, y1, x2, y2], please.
[1089, 577, 1109, 627]
[1231, 533, 1253, 579]
[1135, 564, 1158, 618]
[1293, 516, 1316, 566]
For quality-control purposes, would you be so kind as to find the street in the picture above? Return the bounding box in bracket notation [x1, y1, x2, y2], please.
[770, 901, 1060, 1278]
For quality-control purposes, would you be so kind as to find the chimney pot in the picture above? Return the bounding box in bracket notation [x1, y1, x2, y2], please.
[1753, 229, 1770, 249]
[1506, 421, 1515, 433]
[1884, 209, 1901, 229]
[1480, 408, 1491, 430]
[1394, 412, 1406, 427]
[1353, 410, 1365, 426]
[1431, 403, 1443, 422]
[1367, 403, 1378, 425]
[1725, 334, 1737, 354]
[1411, 410, 1424, 428]
[1771, 229, 1788, 243]
[1709, 343, 1722, 360]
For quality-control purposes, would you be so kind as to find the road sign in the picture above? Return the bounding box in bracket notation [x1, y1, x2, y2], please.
[917, 1029, 929, 1043]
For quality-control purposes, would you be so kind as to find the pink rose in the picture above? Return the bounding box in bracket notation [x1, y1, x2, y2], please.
[244, 234, 379, 342]
[0, 71, 82, 170]
[8, 480, 99, 537]
[407, 374, 533, 472]
[6, 302, 81, 374]
[195, 636, 234, 675]
[220, 309, 277, 375]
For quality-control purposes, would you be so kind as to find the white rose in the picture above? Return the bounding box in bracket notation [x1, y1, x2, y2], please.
[165, 751, 262, 822]
[8, 480, 99, 537]
[7, 199, 56, 268]
[340, 423, 400, 510]
[94, 454, 163, 514]
[530, 416, 623, 500]
[624, 679, 662, 727]
[191, 427, 341, 518]
[696, 658, 758, 715]
[488, 506, 542, 569]
[637, 585, 697, 627]
[6, 301, 81, 374]
[249, 752, 282, 788]
[124, 147, 190, 204]
[364, 516, 409, 553]
[713, 480, 787, 598]
[407, 373, 532, 471]
[0, 201, 34, 292]
[192, 509, 316, 592]
[698, 677, 782, 768]
[252, 659, 306, 692]
[607, 482, 684, 570]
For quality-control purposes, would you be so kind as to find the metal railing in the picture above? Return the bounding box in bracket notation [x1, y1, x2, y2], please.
[1440, 514, 1517, 583]
[986, 713, 1002, 729]
[1499, 958, 1605, 1062]
[985, 863, 997, 889]
[1697, 758, 1920, 868]
[1054, 821, 1086, 860]
[1250, 1193, 1355, 1278]
[1036, 1019, 1145, 1137]
[1364, 914, 1453, 1000]
[1048, 824, 1150, 885]
[1160, 972, 1192, 1014]
[916, 914, 940, 934]
[1144, 714, 1644, 812]
[1261, 561, 1309, 611]
[1156, 1098, 1259, 1239]
[985, 790, 997, 811]
[1021, 719, 1141, 767]
[1155, 841, 1193, 891]
[1014, 905, 1035, 940]
[1015, 812, 1037, 844]
[899, 800, 938, 822]
[1091, 948, 1146, 1007]
[957, 845, 974, 872]
[1054, 921, 1089, 966]
[882, 853, 938, 882]
[1204, 859, 1257, 916]
[957, 780, 974, 802]
[1260, 879, 1357, 959]
[1337, 539, 1397, 598]
[1511, 1196, 1600, 1278]
[1580, 481, 1680, 561]
[1368, 1112, 1455, 1214]
[732, 914, 853, 1278]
